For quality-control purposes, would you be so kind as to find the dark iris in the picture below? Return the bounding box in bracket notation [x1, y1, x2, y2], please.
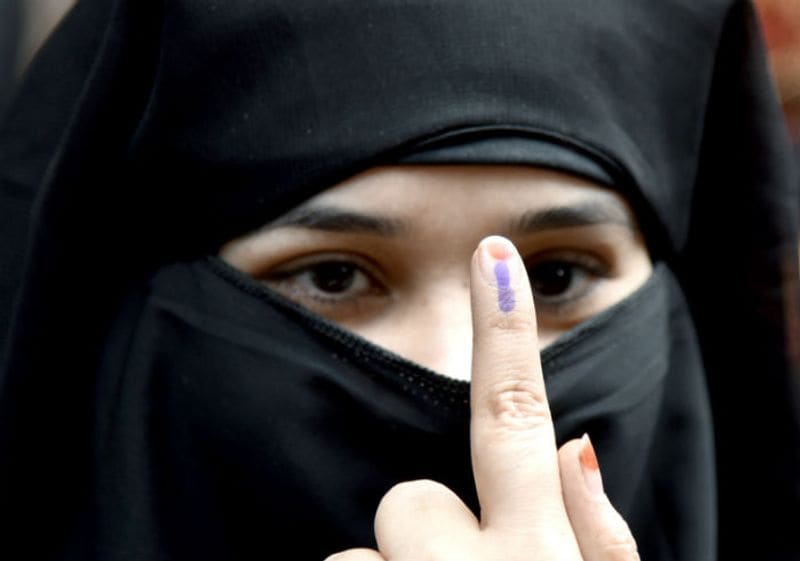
[310, 262, 357, 293]
[529, 261, 574, 296]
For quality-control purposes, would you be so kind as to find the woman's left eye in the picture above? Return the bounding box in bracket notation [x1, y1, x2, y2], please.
[305, 261, 362, 294]
[526, 254, 607, 310]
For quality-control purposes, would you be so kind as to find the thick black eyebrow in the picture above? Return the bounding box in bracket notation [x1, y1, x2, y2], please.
[511, 199, 636, 234]
[266, 205, 407, 236]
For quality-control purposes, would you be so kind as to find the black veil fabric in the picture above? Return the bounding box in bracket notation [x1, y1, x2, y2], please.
[1, 1, 799, 560]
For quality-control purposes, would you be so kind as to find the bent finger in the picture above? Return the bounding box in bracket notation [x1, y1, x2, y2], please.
[559, 435, 640, 561]
[374, 479, 479, 559]
[324, 548, 385, 561]
[469, 236, 568, 533]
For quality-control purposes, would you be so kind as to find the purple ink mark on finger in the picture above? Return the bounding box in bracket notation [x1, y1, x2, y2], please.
[494, 260, 516, 313]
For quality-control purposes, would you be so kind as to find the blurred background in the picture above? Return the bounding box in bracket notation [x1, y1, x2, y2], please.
[756, 0, 800, 143]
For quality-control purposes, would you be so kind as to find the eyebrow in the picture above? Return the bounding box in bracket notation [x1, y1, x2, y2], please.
[511, 199, 635, 234]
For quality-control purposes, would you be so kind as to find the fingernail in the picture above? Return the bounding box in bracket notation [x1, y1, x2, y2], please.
[478, 236, 517, 313]
[579, 433, 604, 496]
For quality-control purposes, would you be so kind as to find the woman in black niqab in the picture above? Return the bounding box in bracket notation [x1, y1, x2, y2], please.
[1, 1, 799, 560]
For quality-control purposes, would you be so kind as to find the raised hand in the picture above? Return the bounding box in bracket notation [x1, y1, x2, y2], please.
[325, 236, 639, 561]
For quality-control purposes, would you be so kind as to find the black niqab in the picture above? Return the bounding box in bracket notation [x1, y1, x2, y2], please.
[1, 1, 799, 560]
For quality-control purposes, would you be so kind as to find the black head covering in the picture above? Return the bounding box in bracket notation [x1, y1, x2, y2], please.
[0, 0, 24, 337]
[1, 1, 799, 560]
[0, 0, 22, 114]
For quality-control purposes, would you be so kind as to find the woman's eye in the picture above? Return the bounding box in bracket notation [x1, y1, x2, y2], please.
[526, 255, 607, 309]
[306, 261, 360, 294]
[259, 257, 386, 316]
[529, 260, 576, 297]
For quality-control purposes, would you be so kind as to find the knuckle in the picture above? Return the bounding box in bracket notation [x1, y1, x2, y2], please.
[419, 536, 461, 560]
[324, 549, 380, 561]
[485, 310, 537, 333]
[488, 378, 550, 428]
[376, 479, 452, 519]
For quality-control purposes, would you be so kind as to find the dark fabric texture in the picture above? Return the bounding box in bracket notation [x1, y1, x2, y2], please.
[0, 1, 798, 560]
[0, 0, 21, 114]
[0, 0, 23, 346]
[0, 0, 114, 356]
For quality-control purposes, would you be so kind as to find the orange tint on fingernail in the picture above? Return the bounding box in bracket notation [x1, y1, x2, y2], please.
[485, 238, 512, 260]
[580, 434, 599, 470]
[579, 434, 604, 495]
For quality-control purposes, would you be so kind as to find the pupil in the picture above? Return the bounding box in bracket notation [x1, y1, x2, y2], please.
[531, 262, 573, 296]
[310, 262, 356, 293]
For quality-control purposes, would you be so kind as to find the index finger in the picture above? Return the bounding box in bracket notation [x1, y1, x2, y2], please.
[469, 236, 569, 534]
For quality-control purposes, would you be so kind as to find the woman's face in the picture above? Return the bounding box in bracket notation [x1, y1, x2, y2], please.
[220, 165, 652, 381]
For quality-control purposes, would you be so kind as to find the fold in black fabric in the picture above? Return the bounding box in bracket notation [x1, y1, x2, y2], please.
[0, 0, 115, 353]
[0, 1, 798, 560]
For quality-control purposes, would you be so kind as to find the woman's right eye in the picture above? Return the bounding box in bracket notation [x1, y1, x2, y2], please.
[258, 256, 387, 317]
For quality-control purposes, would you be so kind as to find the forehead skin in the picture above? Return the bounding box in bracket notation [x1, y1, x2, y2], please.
[273, 165, 639, 239]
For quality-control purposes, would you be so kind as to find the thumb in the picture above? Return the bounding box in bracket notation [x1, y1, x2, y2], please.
[559, 435, 640, 561]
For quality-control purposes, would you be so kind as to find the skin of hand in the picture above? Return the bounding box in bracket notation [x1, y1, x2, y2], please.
[324, 236, 640, 561]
